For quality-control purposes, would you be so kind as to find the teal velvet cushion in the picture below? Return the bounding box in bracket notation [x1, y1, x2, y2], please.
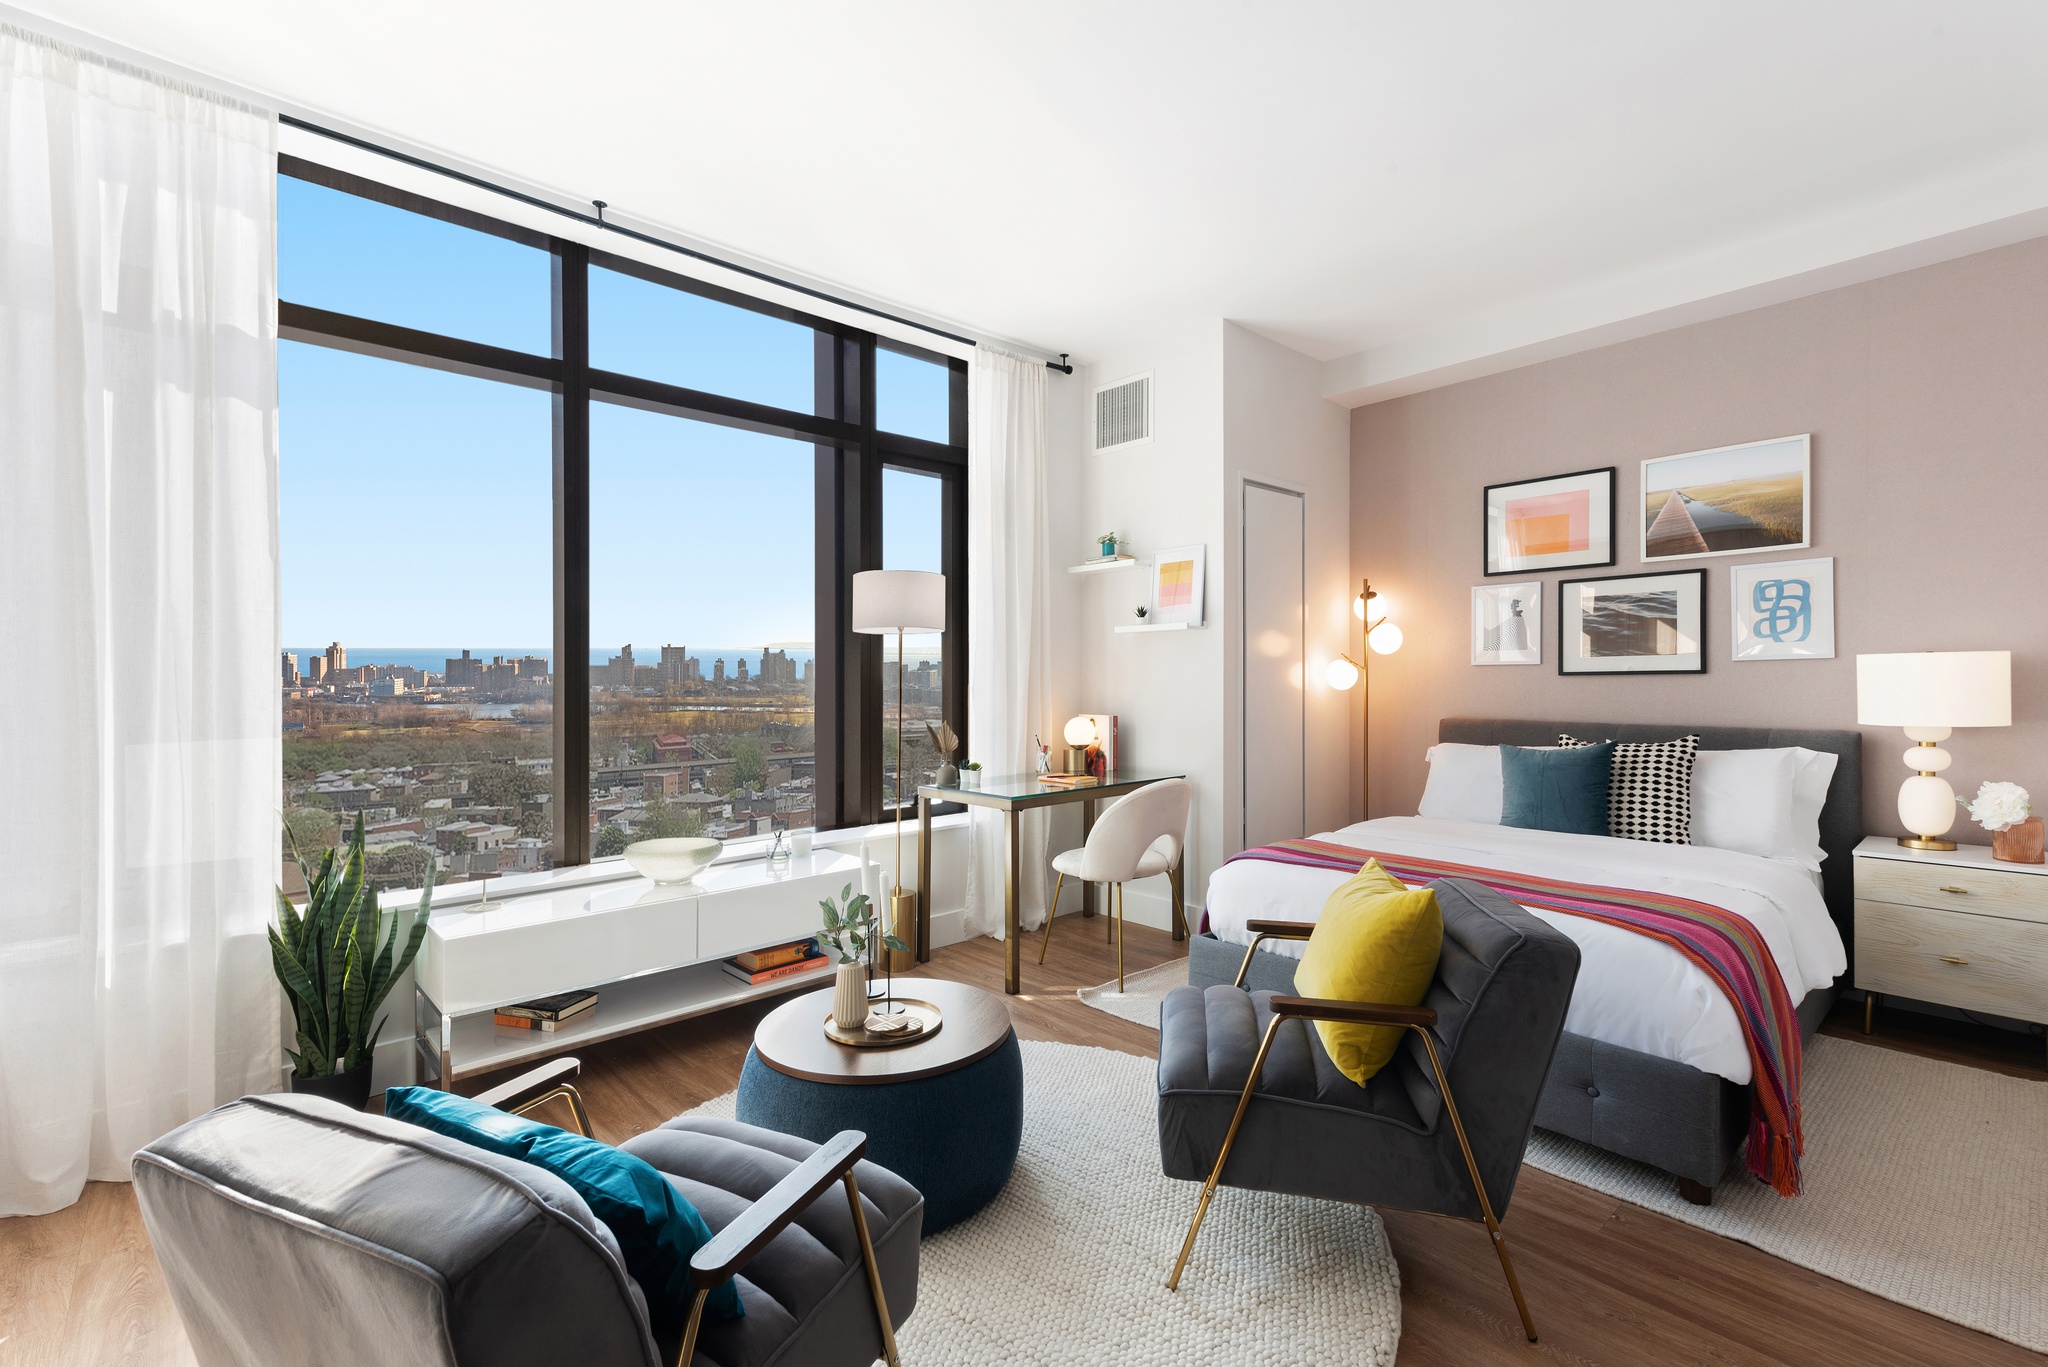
[383, 1086, 742, 1326]
[1499, 741, 1614, 836]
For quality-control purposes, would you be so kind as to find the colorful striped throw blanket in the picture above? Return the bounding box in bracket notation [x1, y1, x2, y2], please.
[1224, 839, 1806, 1196]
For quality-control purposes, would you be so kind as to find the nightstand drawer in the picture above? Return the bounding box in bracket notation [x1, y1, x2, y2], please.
[1855, 858, 2048, 926]
[1855, 899, 2048, 1020]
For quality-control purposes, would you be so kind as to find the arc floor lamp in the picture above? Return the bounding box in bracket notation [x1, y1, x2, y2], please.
[1324, 578, 1403, 816]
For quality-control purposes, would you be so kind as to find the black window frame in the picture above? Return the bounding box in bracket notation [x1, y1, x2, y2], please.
[277, 155, 967, 865]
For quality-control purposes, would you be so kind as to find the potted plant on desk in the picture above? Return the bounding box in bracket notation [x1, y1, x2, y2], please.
[271, 812, 433, 1109]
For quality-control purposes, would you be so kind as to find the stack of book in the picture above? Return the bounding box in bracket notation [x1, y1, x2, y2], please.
[722, 941, 830, 986]
[1038, 772, 1099, 788]
[493, 989, 598, 1033]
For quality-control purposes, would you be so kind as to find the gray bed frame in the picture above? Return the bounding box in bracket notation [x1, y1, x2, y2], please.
[1188, 717, 1862, 1204]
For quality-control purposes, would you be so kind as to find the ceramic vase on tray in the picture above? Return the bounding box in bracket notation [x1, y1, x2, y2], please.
[832, 962, 869, 1029]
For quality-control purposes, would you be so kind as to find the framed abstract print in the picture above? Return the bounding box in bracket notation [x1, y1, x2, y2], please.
[1641, 434, 1810, 562]
[1558, 569, 1706, 675]
[1483, 467, 1616, 576]
[1148, 544, 1206, 626]
[1730, 557, 1834, 661]
[1472, 582, 1541, 665]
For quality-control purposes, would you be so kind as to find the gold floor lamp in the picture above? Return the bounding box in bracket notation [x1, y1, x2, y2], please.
[1324, 577, 1403, 815]
[851, 569, 948, 995]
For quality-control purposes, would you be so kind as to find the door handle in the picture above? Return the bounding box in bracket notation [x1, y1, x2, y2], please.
[1938, 955, 1970, 965]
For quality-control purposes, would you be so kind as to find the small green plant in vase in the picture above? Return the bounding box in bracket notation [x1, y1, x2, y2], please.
[1097, 531, 1121, 558]
[818, 884, 908, 1030]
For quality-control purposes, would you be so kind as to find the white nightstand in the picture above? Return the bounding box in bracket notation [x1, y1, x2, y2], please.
[1853, 836, 2048, 1062]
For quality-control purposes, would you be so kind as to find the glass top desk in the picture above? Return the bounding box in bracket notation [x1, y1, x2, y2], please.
[915, 771, 1188, 994]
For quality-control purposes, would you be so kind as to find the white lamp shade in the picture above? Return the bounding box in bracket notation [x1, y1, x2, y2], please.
[1325, 657, 1360, 690]
[851, 570, 946, 634]
[1063, 715, 1097, 747]
[1368, 621, 1404, 655]
[1855, 651, 2011, 728]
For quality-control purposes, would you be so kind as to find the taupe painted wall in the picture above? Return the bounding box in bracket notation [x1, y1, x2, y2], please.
[1350, 235, 2048, 841]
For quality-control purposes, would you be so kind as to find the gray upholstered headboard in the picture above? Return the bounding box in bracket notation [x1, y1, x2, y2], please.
[1435, 718, 1863, 945]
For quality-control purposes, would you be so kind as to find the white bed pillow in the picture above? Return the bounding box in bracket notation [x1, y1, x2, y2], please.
[1691, 747, 1838, 870]
[1418, 743, 1503, 824]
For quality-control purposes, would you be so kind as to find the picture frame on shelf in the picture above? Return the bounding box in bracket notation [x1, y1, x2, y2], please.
[1558, 569, 1706, 675]
[1483, 467, 1616, 576]
[1730, 556, 1835, 661]
[1471, 582, 1542, 665]
[1148, 544, 1206, 626]
[1642, 434, 1810, 562]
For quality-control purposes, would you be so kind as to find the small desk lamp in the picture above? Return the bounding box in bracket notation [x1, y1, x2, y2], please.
[1856, 650, 2011, 850]
[852, 569, 947, 981]
[1325, 577, 1403, 817]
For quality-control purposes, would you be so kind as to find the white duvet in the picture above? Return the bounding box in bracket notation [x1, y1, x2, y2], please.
[1202, 817, 1846, 1084]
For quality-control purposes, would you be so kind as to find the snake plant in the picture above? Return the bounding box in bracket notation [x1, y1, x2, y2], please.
[271, 811, 434, 1079]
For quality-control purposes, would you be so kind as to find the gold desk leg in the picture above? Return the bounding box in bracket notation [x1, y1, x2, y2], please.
[916, 792, 933, 963]
[1081, 797, 1098, 918]
[1004, 807, 1021, 994]
[1116, 882, 1126, 991]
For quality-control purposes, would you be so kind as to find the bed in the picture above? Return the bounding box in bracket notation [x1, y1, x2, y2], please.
[1189, 717, 1862, 1203]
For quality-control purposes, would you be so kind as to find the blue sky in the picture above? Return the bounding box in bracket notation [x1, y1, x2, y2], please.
[278, 176, 946, 649]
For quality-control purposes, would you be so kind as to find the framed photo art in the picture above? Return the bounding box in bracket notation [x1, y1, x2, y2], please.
[1483, 467, 1615, 576]
[1730, 557, 1834, 661]
[1148, 544, 1206, 626]
[1472, 582, 1541, 665]
[1642, 434, 1810, 562]
[1558, 569, 1706, 675]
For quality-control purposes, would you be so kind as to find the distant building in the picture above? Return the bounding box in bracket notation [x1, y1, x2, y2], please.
[280, 652, 299, 687]
[735, 656, 750, 683]
[653, 733, 693, 762]
[802, 658, 813, 687]
[713, 658, 726, 683]
[606, 644, 637, 688]
[324, 642, 347, 677]
[445, 649, 483, 688]
[369, 677, 407, 697]
[759, 648, 798, 687]
[658, 644, 692, 687]
[308, 655, 327, 684]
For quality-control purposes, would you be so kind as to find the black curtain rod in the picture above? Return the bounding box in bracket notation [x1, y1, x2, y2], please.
[282, 112, 1073, 364]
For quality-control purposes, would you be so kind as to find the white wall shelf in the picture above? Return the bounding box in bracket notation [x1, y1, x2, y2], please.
[1068, 554, 1139, 574]
[1114, 621, 1195, 633]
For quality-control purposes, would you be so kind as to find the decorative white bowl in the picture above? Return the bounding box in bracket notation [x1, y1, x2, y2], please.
[623, 837, 723, 885]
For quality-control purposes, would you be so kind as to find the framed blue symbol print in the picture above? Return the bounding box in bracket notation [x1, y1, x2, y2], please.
[1729, 557, 1834, 661]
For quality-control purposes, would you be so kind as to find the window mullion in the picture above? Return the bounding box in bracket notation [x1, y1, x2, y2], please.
[552, 241, 592, 865]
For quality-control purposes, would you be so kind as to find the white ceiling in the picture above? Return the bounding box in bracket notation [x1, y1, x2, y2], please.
[16, 1, 2048, 399]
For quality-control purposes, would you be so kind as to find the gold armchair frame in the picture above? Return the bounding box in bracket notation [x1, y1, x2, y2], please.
[473, 1058, 902, 1367]
[1168, 922, 1539, 1344]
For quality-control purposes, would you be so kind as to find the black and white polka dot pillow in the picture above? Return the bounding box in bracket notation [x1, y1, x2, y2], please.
[1558, 733, 1699, 844]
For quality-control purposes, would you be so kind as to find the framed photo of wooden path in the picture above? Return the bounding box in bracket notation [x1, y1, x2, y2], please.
[1642, 434, 1810, 562]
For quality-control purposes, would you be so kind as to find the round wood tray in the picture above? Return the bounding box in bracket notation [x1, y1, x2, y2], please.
[823, 997, 944, 1049]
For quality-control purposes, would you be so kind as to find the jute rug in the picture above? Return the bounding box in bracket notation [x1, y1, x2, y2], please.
[1074, 958, 1189, 1027]
[693, 1039, 1402, 1365]
[1525, 1032, 2048, 1352]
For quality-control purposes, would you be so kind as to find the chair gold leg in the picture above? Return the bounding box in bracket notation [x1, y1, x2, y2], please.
[1037, 872, 1066, 965]
[1412, 1026, 1538, 1342]
[1167, 1014, 1284, 1290]
[510, 1084, 594, 1139]
[843, 1172, 903, 1367]
[1116, 883, 1126, 992]
[673, 1288, 709, 1367]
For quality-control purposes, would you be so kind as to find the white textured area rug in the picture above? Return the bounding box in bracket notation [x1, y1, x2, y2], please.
[693, 1039, 1400, 1365]
[1075, 958, 1189, 1028]
[1527, 1033, 2048, 1352]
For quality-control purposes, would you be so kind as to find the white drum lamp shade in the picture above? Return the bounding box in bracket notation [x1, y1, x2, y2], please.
[851, 570, 946, 634]
[1856, 650, 2012, 849]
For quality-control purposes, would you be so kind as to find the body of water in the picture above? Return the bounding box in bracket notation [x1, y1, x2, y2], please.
[284, 646, 824, 674]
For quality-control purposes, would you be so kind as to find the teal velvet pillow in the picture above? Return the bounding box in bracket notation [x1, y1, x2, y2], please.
[1499, 741, 1615, 836]
[383, 1086, 742, 1326]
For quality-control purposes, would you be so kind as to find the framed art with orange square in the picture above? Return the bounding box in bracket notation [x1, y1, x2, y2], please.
[1148, 544, 1206, 626]
[1482, 466, 1615, 576]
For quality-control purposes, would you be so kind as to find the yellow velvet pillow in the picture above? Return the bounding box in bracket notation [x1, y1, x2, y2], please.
[1293, 862, 1444, 1085]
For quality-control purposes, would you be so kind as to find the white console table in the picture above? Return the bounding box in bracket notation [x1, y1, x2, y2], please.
[413, 850, 870, 1087]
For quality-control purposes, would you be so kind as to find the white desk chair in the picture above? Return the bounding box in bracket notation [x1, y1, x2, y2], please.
[1038, 778, 1192, 990]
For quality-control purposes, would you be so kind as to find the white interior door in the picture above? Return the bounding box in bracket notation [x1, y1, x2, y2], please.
[1242, 481, 1305, 849]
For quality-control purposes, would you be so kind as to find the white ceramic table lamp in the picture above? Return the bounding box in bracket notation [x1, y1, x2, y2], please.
[852, 569, 948, 979]
[1856, 650, 2011, 850]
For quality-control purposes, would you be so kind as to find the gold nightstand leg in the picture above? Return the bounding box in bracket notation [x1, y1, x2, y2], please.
[1864, 991, 1878, 1035]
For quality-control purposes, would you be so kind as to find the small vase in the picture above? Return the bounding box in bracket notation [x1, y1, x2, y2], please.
[936, 761, 959, 787]
[1100, 540, 1118, 558]
[1992, 816, 2045, 864]
[832, 962, 868, 1029]
[961, 769, 980, 790]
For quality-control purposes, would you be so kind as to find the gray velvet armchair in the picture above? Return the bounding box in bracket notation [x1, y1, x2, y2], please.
[132, 1058, 921, 1367]
[1156, 878, 1579, 1341]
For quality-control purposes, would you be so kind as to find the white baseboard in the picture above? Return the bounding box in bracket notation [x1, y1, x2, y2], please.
[928, 905, 970, 949]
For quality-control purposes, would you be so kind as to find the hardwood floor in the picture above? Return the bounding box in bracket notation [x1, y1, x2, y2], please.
[1, 916, 2039, 1367]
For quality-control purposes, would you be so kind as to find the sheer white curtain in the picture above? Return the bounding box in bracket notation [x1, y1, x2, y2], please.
[964, 346, 1052, 936]
[0, 26, 279, 1216]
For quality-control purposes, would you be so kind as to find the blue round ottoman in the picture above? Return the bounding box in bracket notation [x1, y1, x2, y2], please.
[738, 980, 1024, 1234]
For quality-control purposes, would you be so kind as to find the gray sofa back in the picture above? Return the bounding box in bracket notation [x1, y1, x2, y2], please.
[133, 1093, 659, 1367]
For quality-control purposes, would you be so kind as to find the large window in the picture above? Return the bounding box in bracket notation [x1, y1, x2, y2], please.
[278, 156, 966, 890]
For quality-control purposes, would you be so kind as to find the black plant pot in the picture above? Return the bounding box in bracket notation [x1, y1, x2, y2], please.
[289, 1060, 374, 1110]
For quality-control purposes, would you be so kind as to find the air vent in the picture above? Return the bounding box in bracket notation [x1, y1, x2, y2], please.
[1094, 372, 1153, 451]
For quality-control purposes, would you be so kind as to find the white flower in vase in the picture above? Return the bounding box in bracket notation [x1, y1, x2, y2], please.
[1963, 781, 2032, 832]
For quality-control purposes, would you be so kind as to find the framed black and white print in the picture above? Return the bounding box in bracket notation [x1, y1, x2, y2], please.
[1558, 569, 1706, 675]
[1471, 582, 1541, 665]
[1483, 466, 1616, 576]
